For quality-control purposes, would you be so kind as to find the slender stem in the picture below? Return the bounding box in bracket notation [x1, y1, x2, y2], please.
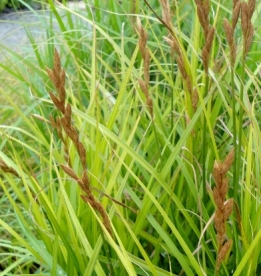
[236, 56, 245, 193]
[232, 54, 245, 267]
[171, 60, 174, 141]
[232, 69, 237, 197]
[231, 62, 240, 268]
[170, 53, 176, 170]
[202, 76, 209, 201]
[202, 115, 206, 196]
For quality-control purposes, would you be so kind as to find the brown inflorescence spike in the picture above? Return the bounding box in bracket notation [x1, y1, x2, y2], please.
[202, 27, 215, 74]
[248, 0, 256, 18]
[78, 142, 87, 169]
[194, 0, 215, 74]
[60, 164, 79, 181]
[46, 48, 114, 238]
[241, 2, 249, 38]
[245, 24, 254, 55]
[212, 149, 234, 272]
[232, 2, 241, 30]
[49, 92, 65, 113]
[224, 0, 241, 68]
[136, 17, 154, 118]
[59, 69, 66, 105]
[223, 199, 234, 221]
[216, 240, 233, 270]
[46, 67, 55, 84]
[224, 19, 234, 48]
[195, 0, 210, 38]
[159, 0, 172, 28]
[223, 148, 235, 174]
[241, 0, 255, 58]
[54, 49, 61, 74]
[64, 103, 72, 126]
[192, 88, 199, 111]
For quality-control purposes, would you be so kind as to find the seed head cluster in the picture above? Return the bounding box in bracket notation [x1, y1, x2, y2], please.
[212, 149, 234, 271]
[46, 49, 113, 237]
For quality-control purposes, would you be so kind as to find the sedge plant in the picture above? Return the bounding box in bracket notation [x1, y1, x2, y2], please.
[0, 0, 261, 275]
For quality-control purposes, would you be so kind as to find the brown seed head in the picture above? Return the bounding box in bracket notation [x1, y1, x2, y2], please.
[212, 150, 234, 271]
[136, 17, 148, 60]
[192, 88, 199, 111]
[146, 97, 154, 118]
[185, 75, 193, 95]
[224, 19, 234, 48]
[159, 0, 172, 28]
[138, 79, 148, 97]
[216, 239, 233, 270]
[49, 92, 65, 113]
[232, 2, 241, 30]
[233, 0, 239, 9]
[54, 48, 61, 74]
[245, 24, 254, 56]
[213, 187, 223, 209]
[64, 103, 72, 126]
[46, 67, 55, 84]
[206, 27, 215, 50]
[59, 69, 66, 105]
[248, 0, 256, 19]
[241, 2, 249, 38]
[195, 0, 211, 38]
[61, 164, 79, 181]
[203, 0, 210, 16]
[202, 27, 215, 73]
[77, 142, 87, 169]
[223, 199, 234, 221]
[213, 161, 223, 185]
[222, 148, 235, 174]
[47, 49, 114, 240]
[223, 19, 237, 66]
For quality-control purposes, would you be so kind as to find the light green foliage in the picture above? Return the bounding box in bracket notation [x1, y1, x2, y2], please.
[0, 0, 261, 275]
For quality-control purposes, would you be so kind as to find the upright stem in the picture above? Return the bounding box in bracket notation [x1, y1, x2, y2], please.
[236, 56, 245, 196]
[202, 76, 209, 201]
[232, 69, 237, 195]
[231, 56, 246, 267]
[231, 61, 240, 267]
[171, 61, 174, 141]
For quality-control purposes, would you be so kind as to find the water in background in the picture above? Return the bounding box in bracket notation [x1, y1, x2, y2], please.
[0, 1, 91, 61]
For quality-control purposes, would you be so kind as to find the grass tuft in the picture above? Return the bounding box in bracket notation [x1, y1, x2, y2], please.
[0, 0, 260, 274]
